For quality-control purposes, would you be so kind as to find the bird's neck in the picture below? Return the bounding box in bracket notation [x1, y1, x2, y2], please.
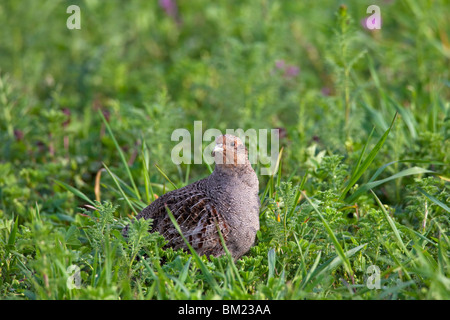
[210, 164, 257, 187]
[213, 163, 249, 176]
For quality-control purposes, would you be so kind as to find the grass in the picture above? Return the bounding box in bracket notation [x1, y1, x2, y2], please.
[0, 0, 449, 300]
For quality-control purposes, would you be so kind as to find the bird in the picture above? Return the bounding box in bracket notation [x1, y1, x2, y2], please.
[123, 134, 260, 261]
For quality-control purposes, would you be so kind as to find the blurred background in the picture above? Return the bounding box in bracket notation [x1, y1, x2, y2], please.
[0, 0, 448, 219]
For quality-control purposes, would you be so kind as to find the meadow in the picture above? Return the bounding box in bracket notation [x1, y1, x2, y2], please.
[0, 0, 449, 300]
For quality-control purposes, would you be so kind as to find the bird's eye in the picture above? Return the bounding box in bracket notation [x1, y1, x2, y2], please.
[231, 142, 235, 147]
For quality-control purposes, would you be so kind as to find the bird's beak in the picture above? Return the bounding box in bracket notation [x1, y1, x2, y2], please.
[212, 144, 223, 156]
[213, 144, 223, 153]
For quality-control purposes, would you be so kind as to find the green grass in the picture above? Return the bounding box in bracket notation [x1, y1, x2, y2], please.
[0, 0, 449, 300]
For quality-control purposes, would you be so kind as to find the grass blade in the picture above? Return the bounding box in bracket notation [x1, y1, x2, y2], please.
[367, 159, 443, 184]
[307, 244, 366, 289]
[302, 191, 353, 275]
[346, 166, 432, 204]
[418, 187, 450, 213]
[141, 141, 155, 203]
[103, 163, 139, 215]
[154, 164, 178, 190]
[5, 215, 19, 258]
[99, 110, 141, 200]
[54, 179, 96, 206]
[388, 96, 417, 140]
[165, 206, 220, 292]
[298, 250, 321, 290]
[214, 221, 246, 293]
[340, 112, 397, 201]
[371, 190, 410, 256]
[348, 126, 375, 184]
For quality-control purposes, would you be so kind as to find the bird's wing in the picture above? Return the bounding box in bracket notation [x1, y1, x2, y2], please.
[136, 186, 230, 256]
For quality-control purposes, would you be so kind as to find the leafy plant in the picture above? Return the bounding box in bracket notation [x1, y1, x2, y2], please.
[0, 0, 448, 300]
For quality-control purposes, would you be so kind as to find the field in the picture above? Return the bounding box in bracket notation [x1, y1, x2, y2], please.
[0, 0, 449, 300]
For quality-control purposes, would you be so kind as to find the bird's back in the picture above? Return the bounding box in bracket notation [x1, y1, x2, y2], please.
[128, 169, 259, 260]
[135, 177, 231, 257]
[123, 134, 261, 260]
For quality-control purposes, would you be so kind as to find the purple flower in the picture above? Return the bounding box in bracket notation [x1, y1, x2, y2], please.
[273, 60, 300, 79]
[62, 108, 71, 127]
[14, 129, 24, 141]
[275, 60, 286, 70]
[159, 0, 178, 18]
[360, 16, 382, 30]
[284, 65, 299, 78]
[321, 87, 332, 96]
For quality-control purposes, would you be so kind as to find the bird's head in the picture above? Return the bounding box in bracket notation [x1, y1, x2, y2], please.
[212, 134, 249, 169]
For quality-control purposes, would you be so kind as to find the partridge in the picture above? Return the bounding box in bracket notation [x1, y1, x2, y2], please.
[123, 134, 260, 260]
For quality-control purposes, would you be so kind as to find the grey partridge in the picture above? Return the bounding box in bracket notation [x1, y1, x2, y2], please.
[124, 134, 260, 260]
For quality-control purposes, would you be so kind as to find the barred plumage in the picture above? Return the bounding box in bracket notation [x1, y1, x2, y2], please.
[123, 134, 260, 260]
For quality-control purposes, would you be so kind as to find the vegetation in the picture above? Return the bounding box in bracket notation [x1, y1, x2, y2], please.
[0, 0, 449, 300]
